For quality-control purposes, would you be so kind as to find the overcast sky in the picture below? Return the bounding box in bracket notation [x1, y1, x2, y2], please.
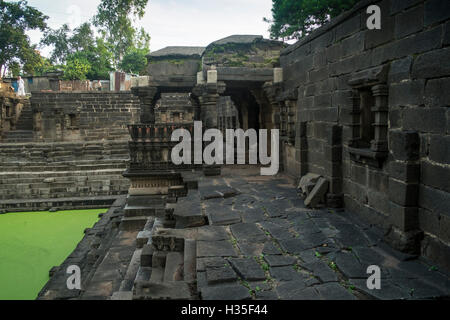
[26, 0, 274, 57]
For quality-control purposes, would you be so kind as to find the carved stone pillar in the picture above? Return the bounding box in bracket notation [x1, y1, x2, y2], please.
[371, 84, 389, 152]
[193, 82, 226, 130]
[131, 86, 160, 124]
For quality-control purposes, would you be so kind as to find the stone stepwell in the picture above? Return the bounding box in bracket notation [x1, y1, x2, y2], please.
[0, 141, 131, 212]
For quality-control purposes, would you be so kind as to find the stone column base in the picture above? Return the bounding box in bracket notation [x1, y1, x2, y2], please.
[384, 226, 423, 255]
[326, 194, 343, 208]
[203, 165, 222, 176]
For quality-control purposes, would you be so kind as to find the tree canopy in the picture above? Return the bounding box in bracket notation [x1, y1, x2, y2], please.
[1, 0, 151, 80]
[93, 0, 150, 66]
[266, 0, 361, 40]
[119, 47, 149, 75]
[0, 0, 48, 77]
[41, 23, 114, 80]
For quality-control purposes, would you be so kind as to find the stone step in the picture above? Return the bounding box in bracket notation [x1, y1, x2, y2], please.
[141, 244, 154, 267]
[118, 249, 142, 292]
[120, 216, 148, 232]
[163, 252, 184, 282]
[0, 195, 119, 212]
[173, 190, 205, 228]
[184, 239, 197, 283]
[149, 267, 164, 283]
[135, 267, 152, 282]
[0, 163, 127, 173]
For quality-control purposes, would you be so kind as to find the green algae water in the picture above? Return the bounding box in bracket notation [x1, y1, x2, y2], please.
[0, 209, 106, 300]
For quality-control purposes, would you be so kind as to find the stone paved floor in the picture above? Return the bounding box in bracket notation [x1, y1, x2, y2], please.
[195, 166, 450, 300]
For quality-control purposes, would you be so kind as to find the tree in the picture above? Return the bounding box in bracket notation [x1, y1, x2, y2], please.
[0, 0, 48, 77]
[70, 23, 95, 52]
[41, 23, 113, 80]
[63, 56, 91, 80]
[40, 24, 71, 64]
[41, 22, 96, 65]
[266, 0, 361, 40]
[93, 0, 150, 66]
[119, 47, 149, 75]
[67, 38, 114, 80]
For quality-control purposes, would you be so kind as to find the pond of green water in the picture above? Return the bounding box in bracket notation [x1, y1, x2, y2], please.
[0, 209, 106, 300]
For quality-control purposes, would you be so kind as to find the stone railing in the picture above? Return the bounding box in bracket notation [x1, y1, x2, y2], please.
[127, 123, 194, 143]
[127, 124, 200, 172]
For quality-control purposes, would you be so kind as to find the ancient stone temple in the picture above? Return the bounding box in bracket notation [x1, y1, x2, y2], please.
[5, 0, 448, 300]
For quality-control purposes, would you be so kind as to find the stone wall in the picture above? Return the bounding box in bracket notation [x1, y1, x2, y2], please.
[0, 83, 26, 137]
[279, 0, 450, 269]
[31, 91, 140, 142]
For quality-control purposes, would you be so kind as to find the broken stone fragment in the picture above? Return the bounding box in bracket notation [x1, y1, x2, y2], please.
[297, 173, 321, 196]
[304, 177, 329, 208]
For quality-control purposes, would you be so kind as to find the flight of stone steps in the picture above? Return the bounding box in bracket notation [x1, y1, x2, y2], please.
[0, 141, 131, 211]
[111, 173, 203, 300]
[2, 100, 34, 143]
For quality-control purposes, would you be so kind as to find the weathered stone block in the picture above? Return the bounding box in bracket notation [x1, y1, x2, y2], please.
[389, 130, 420, 161]
[332, 90, 352, 109]
[418, 208, 440, 235]
[389, 80, 425, 107]
[403, 107, 446, 133]
[388, 161, 420, 183]
[439, 215, 450, 244]
[228, 258, 266, 281]
[341, 32, 364, 58]
[304, 177, 329, 208]
[412, 47, 450, 79]
[206, 265, 237, 285]
[351, 164, 367, 186]
[389, 202, 419, 231]
[390, 0, 422, 14]
[141, 244, 154, 267]
[389, 57, 413, 83]
[384, 226, 423, 255]
[388, 178, 419, 207]
[424, 0, 450, 26]
[424, 77, 450, 108]
[445, 21, 450, 45]
[335, 13, 361, 41]
[419, 185, 450, 217]
[421, 161, 450, 192]
[395, 5, 424, 39]
[429, 135, 449, 164]
[368, 169, 389, 192]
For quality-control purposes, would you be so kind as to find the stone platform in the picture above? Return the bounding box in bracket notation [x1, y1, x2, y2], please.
[38, 167, 450, 300]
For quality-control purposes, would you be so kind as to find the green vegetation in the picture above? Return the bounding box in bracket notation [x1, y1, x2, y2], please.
[93, 0, 150, 66]
[265, 0, 361, 40]
[119, 47, 150, 74]
[0, 209, 106, 300]
[2, 0, 150, 79]
[329, 261, 338, 271]
[0, 0, 48, 77]
[254, 254, 270, 272]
